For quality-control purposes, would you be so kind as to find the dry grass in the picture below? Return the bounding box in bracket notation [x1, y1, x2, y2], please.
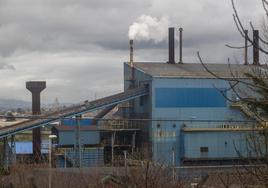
[0, 162, 184, 188]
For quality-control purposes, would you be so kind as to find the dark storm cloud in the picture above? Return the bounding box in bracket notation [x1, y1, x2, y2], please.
[0, 0, 150, 56]
[0, 0, 264, 103]
[0, 0, 260, 55]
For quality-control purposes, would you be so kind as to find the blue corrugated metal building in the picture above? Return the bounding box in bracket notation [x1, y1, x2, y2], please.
[53, 118, 99, 146]
[124, 62, 256, 166]
[53, 118, 104, 167]
[54, 126, 100, 146]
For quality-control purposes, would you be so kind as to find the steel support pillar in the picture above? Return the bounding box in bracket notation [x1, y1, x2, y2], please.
[64, 149, 67, 168]
[32, 127, 41, 162]
[3, 137, 9, 170]
[132, 131, 136, 154]
[10, 135, 16, 164]
[111, 131, 116, 166]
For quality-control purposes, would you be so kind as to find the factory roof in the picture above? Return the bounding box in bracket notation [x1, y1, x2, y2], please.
[131, 62, 263, 78]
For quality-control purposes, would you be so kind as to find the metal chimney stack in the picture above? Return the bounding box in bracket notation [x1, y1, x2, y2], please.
[129, 39, 135, 82]
[130, 39, 134, 65]
[26, 81, 46, 162]
[244, 30, 248, 65]
[168, 27, 175, 64]
[253, 30, 259, 65]
[179, 28, 183, 64]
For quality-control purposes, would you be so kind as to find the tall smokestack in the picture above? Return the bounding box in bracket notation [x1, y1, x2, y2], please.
[129, 40, 135, 83]
[244, 30, 248, 65]
[179, 28, 183, 64]
[130, 39, 133, 65]
[168, 27, 175, 64]
[26, 81, 46, 162]
[253, 30, 259, 65]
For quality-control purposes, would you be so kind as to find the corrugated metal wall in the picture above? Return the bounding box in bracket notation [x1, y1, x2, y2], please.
[155, 88, 226, 107]
[152, 78, 247, 121]
[183, 131, 251, 159]
[56, 147, 104, 167]
[124, 64, 253, 166]
[151, 77, 250, 165]
[123, 62, 152, 117]
[58, 131, 100, 146]
[152, 122, 180, 165]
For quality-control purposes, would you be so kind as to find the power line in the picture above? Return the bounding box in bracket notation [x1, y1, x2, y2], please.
[0, 115, 258, 123]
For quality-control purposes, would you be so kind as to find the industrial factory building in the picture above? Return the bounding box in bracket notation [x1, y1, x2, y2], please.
[0, 27, 261, 168]
[124, 62, 255, 166]
[121, 27, 260, 166]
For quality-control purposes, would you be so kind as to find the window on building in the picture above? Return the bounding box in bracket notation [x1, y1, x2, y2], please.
[200, 147, 208, 153]
[200, 147, 208, 158]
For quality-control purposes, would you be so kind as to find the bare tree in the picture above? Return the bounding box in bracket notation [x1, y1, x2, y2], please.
[197, 0, 268, 187]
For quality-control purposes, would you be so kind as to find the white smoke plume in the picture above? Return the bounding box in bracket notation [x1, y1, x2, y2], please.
[128, 15, 169, 42]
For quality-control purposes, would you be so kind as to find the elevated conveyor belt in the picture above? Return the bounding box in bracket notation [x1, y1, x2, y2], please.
[0, 87, 149, 138]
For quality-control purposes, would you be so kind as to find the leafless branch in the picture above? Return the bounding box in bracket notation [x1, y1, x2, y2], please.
[225, 44, 252, 49]
[197, 51, 268, 90]
[262, 0, 268, 16]
[250, 22, 268, 45]
[232, 0, 268, 55]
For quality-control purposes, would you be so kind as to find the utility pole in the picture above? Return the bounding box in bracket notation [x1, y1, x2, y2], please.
[132, 131, 136, 154]
[48, 134, 57, 188]
[64, 149, 67, 168]
[172, 148, 175, 181]
[123, 150, 127, 176]
[75, 115, 82, 168]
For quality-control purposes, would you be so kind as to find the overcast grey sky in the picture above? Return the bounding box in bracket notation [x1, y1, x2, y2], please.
[0, 0, 264, 103]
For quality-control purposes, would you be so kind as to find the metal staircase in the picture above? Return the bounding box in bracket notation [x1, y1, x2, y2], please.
[231, 101, 266, 126]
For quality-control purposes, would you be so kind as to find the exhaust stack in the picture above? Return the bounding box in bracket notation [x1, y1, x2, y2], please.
[253, 30, 259, 65]
[130, 39, 134, 65]
[26, 81, 46, 162]
[168, 27, 175, 64]
[129, 40, 135, 83]
[179, 28, 183, 64]
[244, 30, 248, 65]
